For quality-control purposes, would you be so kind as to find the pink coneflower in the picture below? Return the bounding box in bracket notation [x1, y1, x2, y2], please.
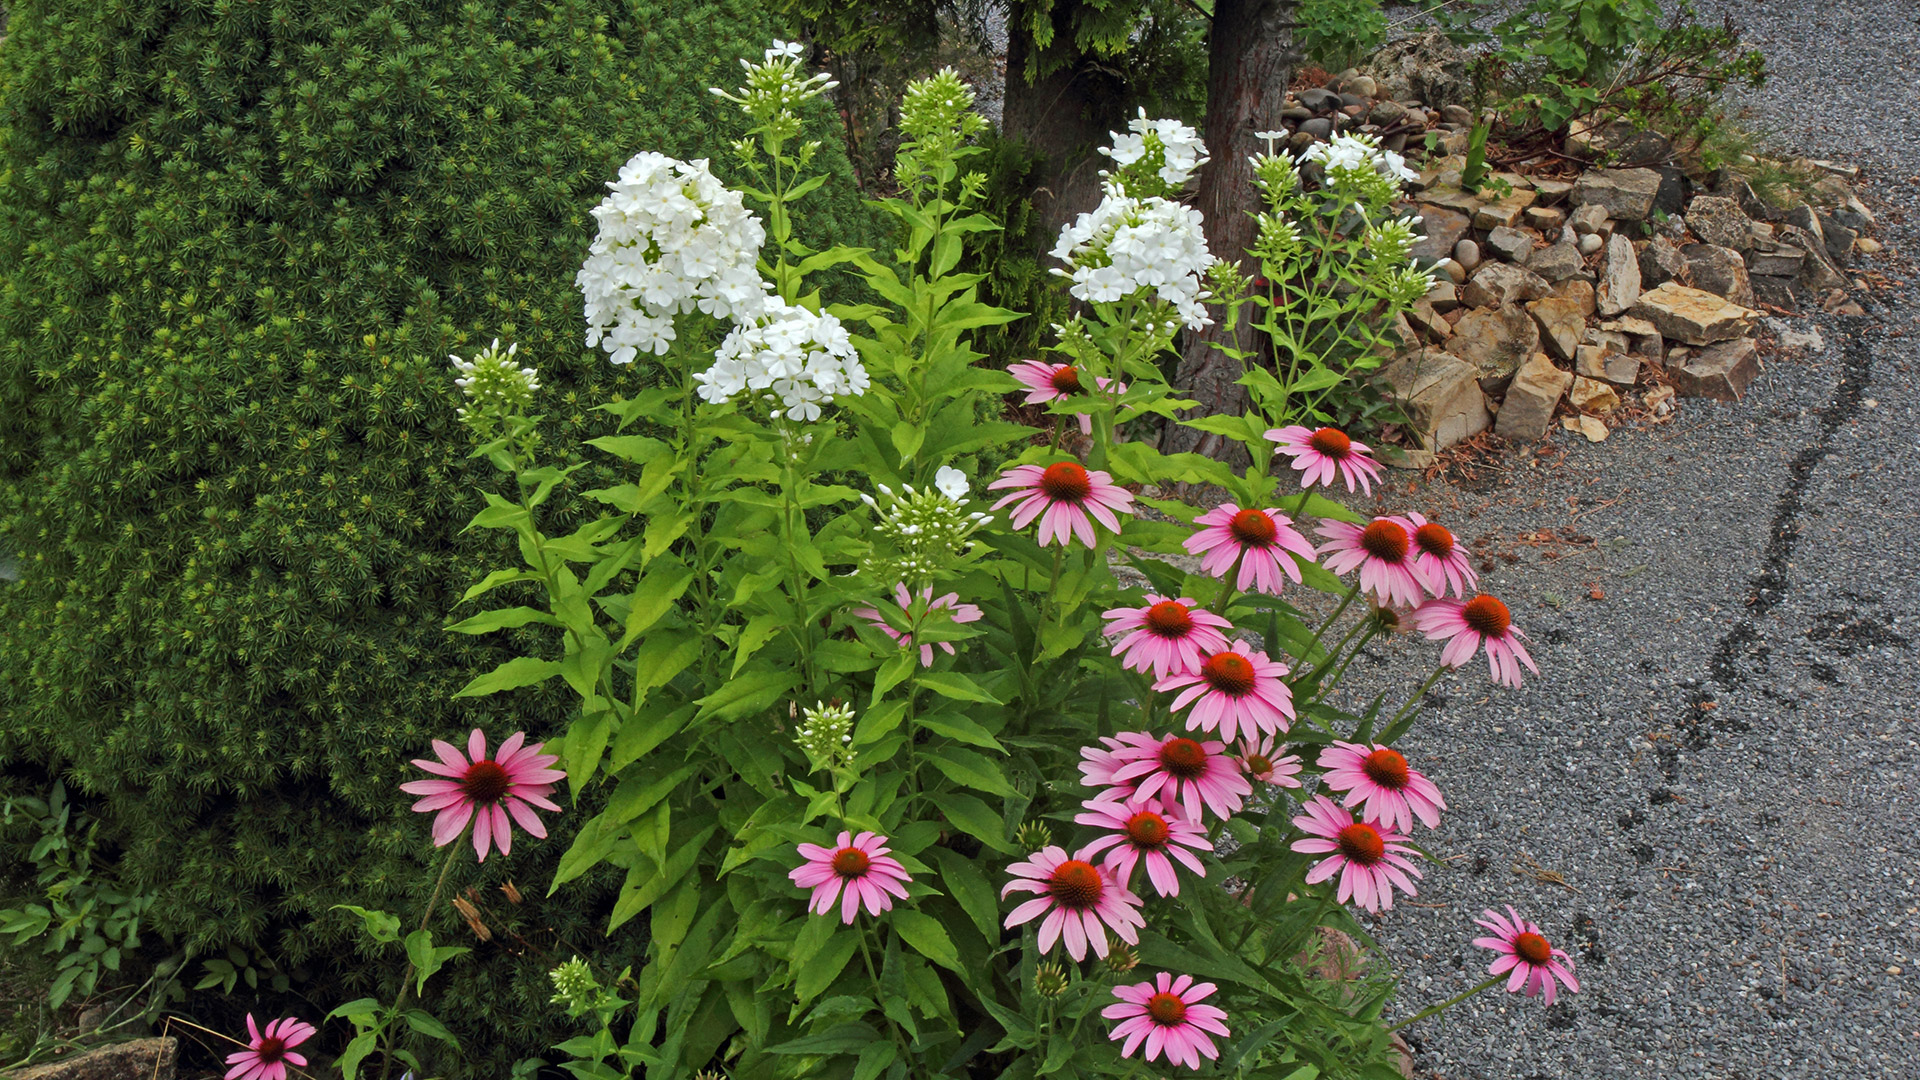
[1183, 504, 1317, 595]
[1153, 640, 1295, 743]
[1473, 906, 1581, 1006]
[1075, 795, 1212, 897]
[1103, 972, 1230, 1069]
[1290, 795, 1423, 913]
[988, 461, 1135, 548]
[402, 730, 564, 861]
[1008, 359, 1122, 435]
[1101, 595, 1233, 679]
[224, 1015, 316, 1080]
[1317, 741, 1446, 832]
[1237, 734, 1302, 788]
[1098, 731, 1252, 821]
[1318, 517, 1428, 609]
[1390, 511, 1477, 598]
[1002, 845, 1146, 961]
[850, 582, 984, 667]
[1412, 594, 1539, 688]
[790, 831, 913, 923]
[1267, 425, 1384, 495]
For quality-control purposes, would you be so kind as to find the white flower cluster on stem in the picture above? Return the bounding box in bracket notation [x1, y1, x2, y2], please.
[1052, 188, 1218, 330]
[1099, 109, 1209, 190]
[695, 299, 868, 421]
[1300, 133, 1418, 184]
[576, 152, 769, 365]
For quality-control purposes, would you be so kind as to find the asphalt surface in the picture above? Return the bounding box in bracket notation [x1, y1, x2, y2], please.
[1323, 4, 1920, 1076]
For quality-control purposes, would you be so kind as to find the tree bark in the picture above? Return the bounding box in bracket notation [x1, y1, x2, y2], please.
[999, 1, 1131, 245]
[1161, 0, 1299, 460]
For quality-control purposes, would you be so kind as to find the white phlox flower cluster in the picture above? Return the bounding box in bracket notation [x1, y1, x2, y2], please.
[695, 299, 868, 422]
[1051, 190, 1218, 330]
[576, 152, 769, 365]
[709, 39, 839, 126]
[1300, 133, 1418, 184]
[450, 339, 539, 420]
[858, 469, 993, 583]
[1100, 109, 1210, 190]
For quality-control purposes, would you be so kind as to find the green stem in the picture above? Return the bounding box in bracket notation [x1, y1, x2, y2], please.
[1381, 664, 1448, 733]
[1319, 626, 1380, 695]
[1210, 550, 1247, 619]
[1313, 582, 1362, 640]
[856, 924, 913, 1061]
[779, 430, 819, 695]
[1386, 974, 1504, 1033]
[1305, 602, 1370, 687]
[380, 844, 462, 1080]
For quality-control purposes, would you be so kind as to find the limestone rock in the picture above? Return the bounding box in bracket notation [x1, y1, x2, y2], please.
[1569, 203, 1610, 236]
[1528, 297, 1585, 361]
[1577, 232, 1604, 256]
[1524, 205, 1566, 231]
[1406, 300, 1453, 343]
[1569, 375, 1621, 414]
[1531, 178, 1574, 206]
[1423, 186, 1483, 216]
[1550, 278, 1596, 316]
[15, 1038, 177, 1080]
[1571, 168, 1664, 222]
[1816, 211, 1857, 268]
[1445, 306, 1541, 392]
[1376, 350, 1493, 451]
[1745, 243, 1804, 278]
[1529, 240, 1588, 283]
[1486, 226, 1534, 264]
[1423, 280, 1459, 313]
[1362, 31, 1474, 106]
[1632, 283, 1758, 345]
[1576, 344, 1639, 385]
[1597, 315, 1659, 337]
[1597, 234, 1641, 317]
[1638, 235, 1687, 288]
[1472, 188, 1538, 230]
[1461, 262, 1551, 309]
[1685, 195, 1752, 252]
[1562, 414, 1611, 442]
[1583, 327, 1629, 354]
[1411, 204, 1472, 264]
[1495, 352, 1573, 441]
[1775, 224, 1848, 294]
[1670, 338, 1760, 401]
[1643, 384, 1676, 415]
[1680, 243, 1755, 307]
[1565, 119, 1673, 166]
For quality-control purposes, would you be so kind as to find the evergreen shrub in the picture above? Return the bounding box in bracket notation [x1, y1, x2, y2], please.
[0, 0, 875, 1063]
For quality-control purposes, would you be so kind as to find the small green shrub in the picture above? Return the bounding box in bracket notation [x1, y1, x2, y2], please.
[1297, 0, 1387, 72]
[0, 0, 876, 1067]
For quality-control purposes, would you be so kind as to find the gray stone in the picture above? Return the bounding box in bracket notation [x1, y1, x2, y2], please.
[1486, 226, 1534, 264]
[1722, 177, 1779, 222]
[1297, 88, 1341, 113]
[1423, 279, 1460, 313]
[1300, 118, 1334, 139]
[1638, 235, 1688, 287]
[1462, 262, 1551, 309]
[1440, 103, 1473, 126]
[1577, 343, 1640, 385]
[1680, 243, 1755, 308]
[1363, 32, 1474, 107]
[1745, 243, 1804, 278]
[1411, 204, 1472, 265]
[1816, 212, 1857, 268]
[1451, 237, 1481, 272]
[1528, 240, 1589, 283]
[1368, 99, 1408, 126]
[1569, 203, 1611, 236]
[1564, 119, 1674, 165]
[1630, 282, 1759, 345]
[1346, 74, 1378, 98]
[1376, 350, 1493, 451]
[1685, 195, 1752, 252]
[1775, 223, 1848, 294]
[1524, 205, 1566, 231]
[1571, 168, 1664, 221]
[1445, 306, 1541, 393]
[1582, 327, 1630, 354]
[15, 1038, 177, 1080]
[1531, 178, 1574, 206]
[1671, 338, 1761, 401]
[1405, 300, 1452, 343]
[1577, 232, 1604, 256]
[1282, 105, 1313, 122]
[1528, 297, 1586, 362]
[1597, 234, 1641, 317]
[1768, 318, 1824, 352]
[1495, 352, 1574, 441]
[1654, 165, 1689, 217]
[1749, 273, 1799, 313]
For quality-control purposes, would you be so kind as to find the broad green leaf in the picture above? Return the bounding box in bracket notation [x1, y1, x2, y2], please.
[915, 671, 1001, 705]
[694, 668, 796, 723]
[452, 656, 559, 698]
[923, 746, 1016, 797]
[926, 791, 1013, 853]
[404, 929, 471, 994]
[400, 1008, 462, 1048]
[890, 910, 962, 973]
[928, 848, 1001, 942]
[766, 1020, 877, 1055]
[792, 933, 861, 1006]
[912, 711, 1005, 752]
[331, 905, 400, 944]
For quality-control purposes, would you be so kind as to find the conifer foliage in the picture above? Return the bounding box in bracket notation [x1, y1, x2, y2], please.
[0, 0, 870, 1056]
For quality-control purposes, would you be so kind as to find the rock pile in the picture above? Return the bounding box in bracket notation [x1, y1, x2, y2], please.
[1259, 37, 1882, 462]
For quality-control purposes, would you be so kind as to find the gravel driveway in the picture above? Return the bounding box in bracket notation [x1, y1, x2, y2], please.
[1338, 3, 1920, 1076]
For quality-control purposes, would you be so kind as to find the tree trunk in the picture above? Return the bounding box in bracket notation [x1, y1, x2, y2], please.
[1161, 0, 1299, 460]
[1000, 1, 1130, 245]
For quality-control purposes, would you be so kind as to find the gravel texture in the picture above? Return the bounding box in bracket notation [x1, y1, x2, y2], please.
[1314, 4, 1920, 1076]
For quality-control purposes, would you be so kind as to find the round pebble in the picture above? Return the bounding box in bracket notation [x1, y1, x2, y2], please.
[1578, 232, 1604, 255]
[1452, 238, 1481, 271]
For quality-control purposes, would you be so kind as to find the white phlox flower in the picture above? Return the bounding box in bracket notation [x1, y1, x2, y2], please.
[934, 466, 969, 501]
[1300, 133, 1419, 184]
[1051, 188, 1218, 330]
[577, 152, 769, 365]
[697, 299, 867, 421]
[1100, 109, 1210, 190]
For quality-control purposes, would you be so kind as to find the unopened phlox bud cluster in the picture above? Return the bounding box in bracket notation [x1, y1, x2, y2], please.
[859, 466, 992, 583]
[796, 700, 857, 773]
[450, 339, 539, 422]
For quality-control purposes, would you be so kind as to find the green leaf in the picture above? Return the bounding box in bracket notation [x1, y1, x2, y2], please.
[446, 606, 561, 634]
[404, 929, 471, 994]
[853, 1041, 898, 1080]
[927, 848, 1001, 943]
[766, 1020, 878, 1055]
[617, 557, 695, 648]
[913, 711, 1005, 752]
[793, 931, 861, 1005]
[401, 1008, 463, 1049]
[889, 910, 962, 973]
[889, 420, 926, 465]
[336, 1031, 379, 1080]
[460, 568, 540, 603]
[452, 656, 560, 698]
[923, 746, 1016, 797]
[586, 434, 668, 463]
[915, 671, 1002, 704]
[926, 791, 1013, 853]
[331, 905, 400, 944]
[693, 668, 796, 723]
